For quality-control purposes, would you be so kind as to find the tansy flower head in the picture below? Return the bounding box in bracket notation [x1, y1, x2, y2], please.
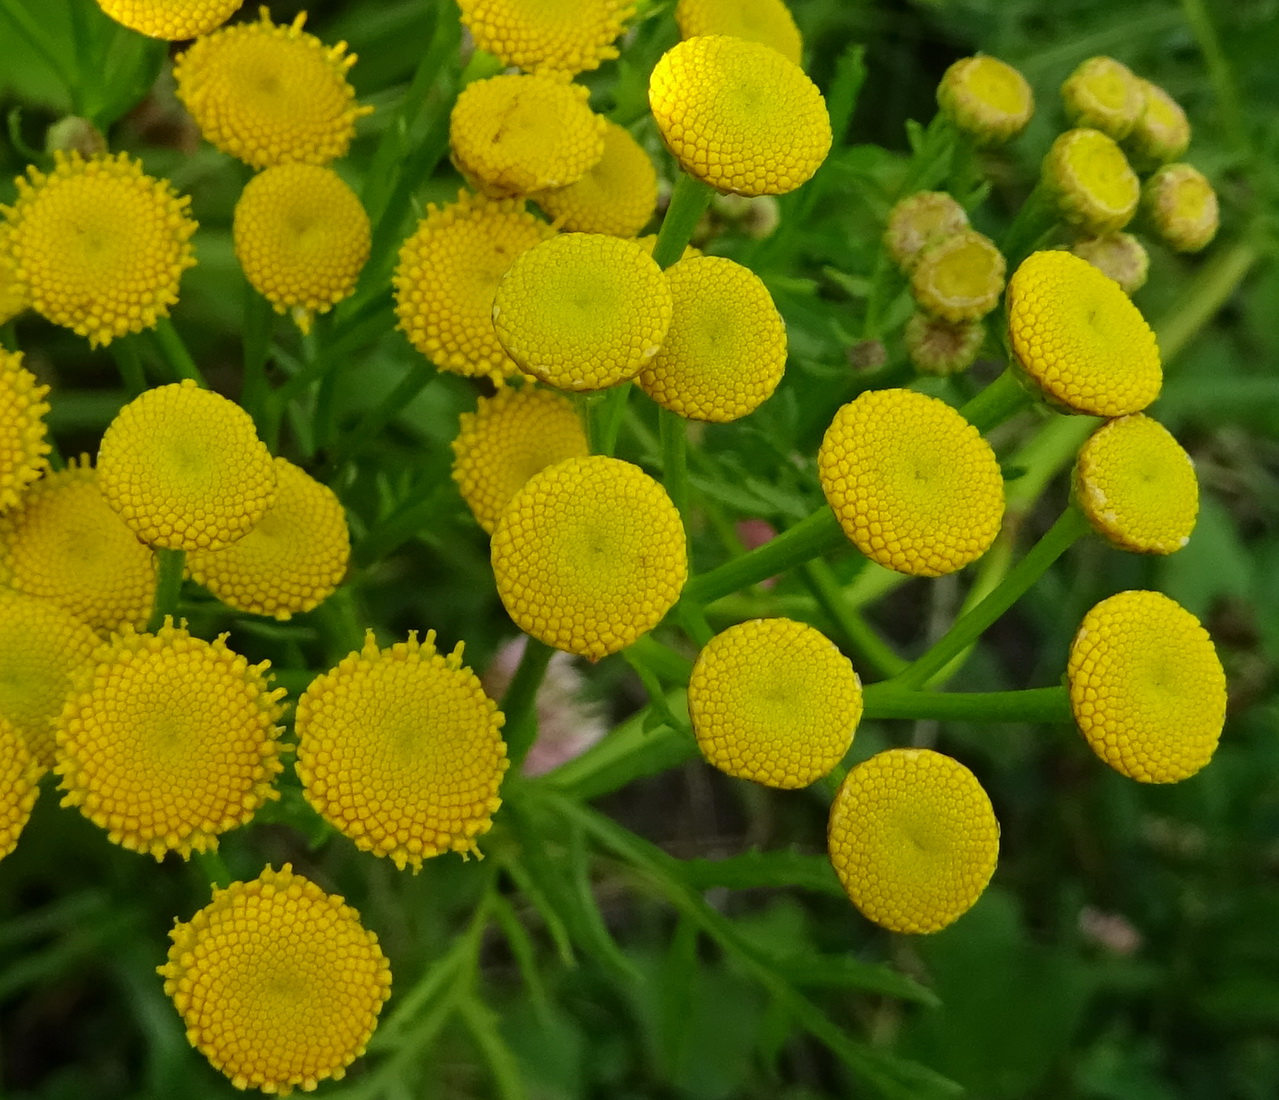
[818, 388, 1004, 577]
[689, 618, 861, 788]
[450, 72, 606, 198]
[883, 191, 969, 272]
[0, 349, 50, 511]
[0, 459, 155, 634]
[904, 310, 984, 376]
[295, 630, 508, 869]
[96, 0, 243, 39]
[457, 0, 635, 75]
[1068, 590, 1226, 782]
[674, 0, 803, 66]
[233, 163, 370, 334]
[649, 35, 831, 196]
[187, 457, 349, 620]
[1, 151, 196, 347]
[1142, 164, 1219, 253]
[1075, 414, 1198, 554]
[1006, 249, 1161, 416]
[394, 190, 553, 384]
[909, 229, 1006, 323]
[0, 234, 28, 326]
[636, 254, 787, 422]
[0, 588, 99, 767]
[493, 233, 672, 391]
[1043, 128, 1141, 235]
[828, 748, 1000, 934]
[54, 619, 286, 859]
[491, 456, 687, 660]
[173, 9, 372, 169]
[936, 55, 1034, 145]
[451, 386, 589, 534]
[97, 379, 276, 551]
[0, 715, 39, 861]
[533, 119, 658, 238]
[158, 864, 391, 1093]
[1061, 56, 1144, 141]
[1070, 233, 1149, 294]
[1129, 80, 1191, 165]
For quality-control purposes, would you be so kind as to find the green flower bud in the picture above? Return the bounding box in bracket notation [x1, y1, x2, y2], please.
[883, 191, 969, 272]
[1142, 164, 1218, 253]
[1070, 233, 1149, 295]
[910, 229, 1006, 323]
[905, 311, 985, 376]
[1043, 128, 1140, 234]
[1128, 80, 1191, 166]
[936, 56, 1034, 145]
[1060, 57, 1144, 141]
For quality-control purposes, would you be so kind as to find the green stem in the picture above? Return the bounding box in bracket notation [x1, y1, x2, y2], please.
[110, 340, 148, 397]
[682, 506, 848, 607]
[1179, 0, 1249, 157]
[861, 683, 1070, 724]
[194, 849, 231, 890]
[1156, 237, 1260, 363]
[659, 407, 689, 520]
[595, 383, 631, 456]
[626, 634, 695, 682]
[891, 506, 1090, 690]
[960, 367, 1032, 433]
[241, 288, 274, 433]
[151, 317, 205, 386]
[800, 560, 907, 679]
[322, 360, 436, 475]
[146, 548, 186, 633]
[500, 637, 555, 769]
[652, 173, 714, 269]
[1000, 182, 1059, 270]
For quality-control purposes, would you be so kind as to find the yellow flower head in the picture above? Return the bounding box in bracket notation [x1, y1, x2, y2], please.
[689, 618, 861, 788]
[457, 0, 635, 75]
[393, 190, 554, 385]
[295, 631, 508, 869]
[1, 152, 196, 347]
[533, 119, 658, 238]
[0, 233, 29, 326]
[491, 456, 687, 660]
[0, 349, 50, 511]
[1043, 128, 1140, 235]
[97, 379, 276, 551]
[1142, 164, 1219, 253]
[936, 55, 1034, 145]
[451, 386, 589, 534]
[493, 233, 672, 391]
[233, 163, 370, 334]
[1070, 233, 1149, 295]
[636, 255, 787, 422]
[1067, 590, 1226, 782]
[173, 9, 372, 169]
[1075, 414, 1198, 554]
[1061, 56, 1145, 140]
[909, 229, 1006, 323]
[649, 35, 831, 196]
[1129, 80, 1191, 165]
[54, 620, 286, 859]
[829, 748, 999, 934]
[674, 0, 803, 66]
[0, 588, 99, 767]
[904, 310, 985, 376]
[0, 459, 156, 634]
[96, 0, 243, 39]
[1006, 249, 1161, 416]
[0, 715, 39, 861]
[187, 457, 349, 620]
[883, 190, 969, 273]
[450, 72, 606, 198]
[818, 388, 1004, 577]
[159, 864, 391, 1094]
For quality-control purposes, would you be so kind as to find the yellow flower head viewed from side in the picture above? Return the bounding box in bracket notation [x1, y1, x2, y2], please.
[1070, 233, 1149, 295]
[818, 388, 1004, 577]
[1043, 128, 1140, 235]
[451, 386, 589, 534]
[458, 0, 635, 75]
[1, 152, 196, 347]
[909, 228, 1006, 323]
[295, 631, 509, 869]
[0, 348, 50, 511]
[1143, 164, 1220, 253]
[0, 714, 39, 862]
[96, 0, 243, 39]
[883, 190, 969, 273]
[159, 864, 391, 1094]
[936, 55, 1034, 145]
[1068, 590, 1226, 783]
[533, 119, 658, 238]
[174, 9, 372, 169]
[492, 456, 688, 661]
[828, 748, 1000, 934]
[1007, 249, 1160, 416]
[0, 232, 29, 326]
[649, 35, 831, 196]
[493, 233, 672, 391]
[0, 459, 156, 634]
[187, 457, 349, 620]
[1075, 414, 1198, 554]
[904, 311, 985, 377]
[233, 163, 371, 334]
[689, 618, 862, 788]
[1061, 56, 1145, 141]
[675, 0, 803, 66]
[54, 620, 286, 859]
[1129, 80, 1191, 165]
[394, 190, 554, 385]
[97, 379, 276, 551]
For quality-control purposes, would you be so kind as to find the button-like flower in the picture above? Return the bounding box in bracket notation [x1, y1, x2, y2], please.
[491, 456, 687, 660]
[0, 715, 39, 861]
[0, 232, 28, 326]
[0, 349, 50, 511]
[1060, 56, 1144, 140]
[457, 0, 635, 75]
[159, 864, 391, 1094]
[936, 55, 1034, 145]
[1043, 128, 1140, 235]
[828, 748, 1000, 934]
[533, 119, 658, 238]
[674, 0, 803, 66]
[96, 0, 242, 39]
[689, 618, 862, 788]
[1142, 164, 1219, 253]
[910, 229, 1006, 323]
[295, 631, 509, 869]
[904, 310, 985, 376]
[1067, 590, 1226, 782]
[883, 191, 969, 272]
[1070, 233, 1149, 295]
[1128, 80, 1191, 165]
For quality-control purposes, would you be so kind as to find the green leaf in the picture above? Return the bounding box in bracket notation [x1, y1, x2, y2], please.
[677, 849, 847, 896]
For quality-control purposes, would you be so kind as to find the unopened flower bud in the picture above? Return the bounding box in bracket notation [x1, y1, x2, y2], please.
[937, 55, 1034, 145]
[1060, 56, 1144, 141]
[1128, 80, 1191, 165]
[45, 116, 107, 158]
[1142, 163, 1219, 252]
[905, 310, 985, 376]
[1070, 233, 1149, 294]
[1043, 128, 1140, 234]
[910, 229, 1006, 323]
[883, 191, 969, 271]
